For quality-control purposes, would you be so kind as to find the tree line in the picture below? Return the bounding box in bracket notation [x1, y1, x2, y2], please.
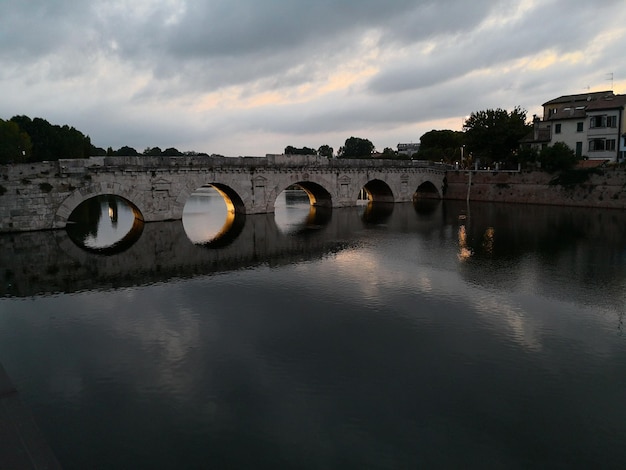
[2, 108, 579, 171]
[285, 137, 405, 160]
[286, 106, 577, 171]
[414, 107, 578, 171]
[0, 115, 208, 164]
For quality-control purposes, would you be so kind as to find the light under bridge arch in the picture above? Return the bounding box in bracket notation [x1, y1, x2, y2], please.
[53, 182, 146, 230]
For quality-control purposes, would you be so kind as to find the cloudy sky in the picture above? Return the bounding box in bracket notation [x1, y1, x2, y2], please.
[1, 0, 625, 157]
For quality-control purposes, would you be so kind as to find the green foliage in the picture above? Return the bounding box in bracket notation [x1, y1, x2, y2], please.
[0, 119, 32, 163]
[381, 147, 397, 158]
[113, 146, 140, 156]
[417, 129, 464, 162]
[284, 145, 317, 155]
[515, 146, 539, 165]
[338, 136, 375, 158]
[90, 145, 107, 156]
[463, 106, 531, 165]
[549, 168, 600, 186]
[539, 142, 579, 172]
[143, 147, 163, 156]
[163, 147, 183, 156]
[10, 115, 91, 161]
[318, 144, 333, 158]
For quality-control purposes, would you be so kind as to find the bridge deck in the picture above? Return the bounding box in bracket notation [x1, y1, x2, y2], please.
[0, 363, 62, 469]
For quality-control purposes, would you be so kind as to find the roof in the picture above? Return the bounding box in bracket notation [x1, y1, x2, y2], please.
[543, 93, 626, 120]
[545, 106, 587, 121]
[584, 94, 626, 112]
[542, 90, 614, 106]
[576, 159, 609, 169]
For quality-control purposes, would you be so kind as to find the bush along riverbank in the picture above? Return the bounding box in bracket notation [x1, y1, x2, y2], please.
[444, 167, 626, 209]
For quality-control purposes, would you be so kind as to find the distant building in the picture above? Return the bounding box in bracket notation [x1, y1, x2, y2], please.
[397, 143, 420, 156]
[524, 91, 626, 162]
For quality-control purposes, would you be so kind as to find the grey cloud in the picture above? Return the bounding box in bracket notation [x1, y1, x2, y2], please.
[368, 0, 623, 96]
[2, 0, 626, 156]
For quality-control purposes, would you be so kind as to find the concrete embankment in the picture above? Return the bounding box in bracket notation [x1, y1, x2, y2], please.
[444, 169, 626, 209]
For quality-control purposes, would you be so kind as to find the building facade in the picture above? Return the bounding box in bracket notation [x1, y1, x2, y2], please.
[397, 142, 420, 156]
[537, 91, 626, 162]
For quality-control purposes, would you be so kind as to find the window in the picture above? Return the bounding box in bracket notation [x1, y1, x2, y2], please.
[577, 122, 584, 132]
[555, 123, 561, 134]
[589, 139, 616, 151]
[590, 116, 604, 128]
[575, 142, 583, 157]
[589, 115, 617, 128]
[589, 139, 605, 151]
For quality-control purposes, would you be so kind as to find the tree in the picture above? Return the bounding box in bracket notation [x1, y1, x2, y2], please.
[416, 129, 464, 162]
[539, 142, 579, 172]
[381, 147, 397, 158]
[338, 137, 374, 158]
[143, 147, 163, 156]
[0, 119, 32, 163]
[463, 106, 531, 165]
[163, 147, 183, 156]
[284, 145, 317, 155]
[90, 145, 107, 156]
[318, 144, 333, 158]
[114, 146, 139, 156]
[10, 115, 91, 161]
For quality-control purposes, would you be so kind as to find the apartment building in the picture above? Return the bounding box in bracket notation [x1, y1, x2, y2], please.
[538, 91, 626, 161]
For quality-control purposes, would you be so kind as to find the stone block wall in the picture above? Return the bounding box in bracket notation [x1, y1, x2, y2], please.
[445, 169, 626, 209]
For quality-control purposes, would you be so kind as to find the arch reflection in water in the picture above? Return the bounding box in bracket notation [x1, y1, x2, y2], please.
[274, 186, 332, 235]
[182, 186, 245, 247]
[66, 195, 144, 254]
[360, 201, 395, 225]
[413, 198, 441, 216]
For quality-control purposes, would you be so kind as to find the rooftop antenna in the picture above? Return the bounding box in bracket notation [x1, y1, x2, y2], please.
[606, 72, 614, 91]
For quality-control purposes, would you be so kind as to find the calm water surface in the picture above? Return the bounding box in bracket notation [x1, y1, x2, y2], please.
[1, 196, 626, 469]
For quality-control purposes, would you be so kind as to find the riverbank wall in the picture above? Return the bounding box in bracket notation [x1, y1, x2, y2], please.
[444, 169, 626, 209]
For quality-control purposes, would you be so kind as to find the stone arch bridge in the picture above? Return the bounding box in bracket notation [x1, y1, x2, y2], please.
[0, 154, 446, 233]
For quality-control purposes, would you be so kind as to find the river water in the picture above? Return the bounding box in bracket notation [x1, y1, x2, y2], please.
[1, 193, 626, 469]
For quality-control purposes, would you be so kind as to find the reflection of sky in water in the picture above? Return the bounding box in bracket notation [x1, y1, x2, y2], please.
[3, 201, 626, 467]
[274, 189, 312, 234]
[182, 187, 229, 244]
[83, 200, 137, 248]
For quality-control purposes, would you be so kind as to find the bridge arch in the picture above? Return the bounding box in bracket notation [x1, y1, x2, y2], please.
[361, 179, 395, 203]
[288, 181, 333, 208]
[53, 182, 146, 229]
[206, 183, 246, 214]
[414, 180, 441, 199]
[180, 183, 247, 247]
